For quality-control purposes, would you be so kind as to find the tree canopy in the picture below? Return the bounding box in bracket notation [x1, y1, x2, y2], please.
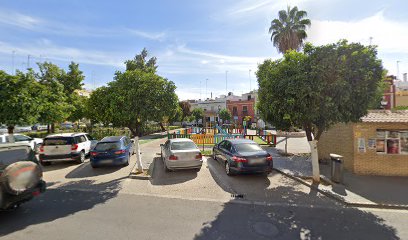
[88, 49, 179, 136]
[191, 108, 204, 125]
[257, 40, 384, 141]
[269, 6, 311, 54]
[219, 109, 231, 123]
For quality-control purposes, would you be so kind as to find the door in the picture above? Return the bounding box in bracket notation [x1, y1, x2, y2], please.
[80, 135, 91, 153]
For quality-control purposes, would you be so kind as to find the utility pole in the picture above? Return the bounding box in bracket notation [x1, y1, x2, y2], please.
[205, 78, 208, 100]
[225, 70, 228, 96]
[11, 51, 15, 75]
[397, 61, 401, 81]
[249, 69, 252, 92]
[27, 55, 31, 69]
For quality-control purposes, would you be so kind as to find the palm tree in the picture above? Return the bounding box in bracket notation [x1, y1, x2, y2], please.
[269, 6, 311, 54]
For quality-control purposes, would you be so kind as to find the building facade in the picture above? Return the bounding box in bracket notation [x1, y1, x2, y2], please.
[226, 91, 258, 126]
[318, 110, 408, 176]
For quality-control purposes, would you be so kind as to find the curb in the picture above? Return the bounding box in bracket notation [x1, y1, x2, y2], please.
[129, 161, 154, 180]
[274, 168, 408, 210]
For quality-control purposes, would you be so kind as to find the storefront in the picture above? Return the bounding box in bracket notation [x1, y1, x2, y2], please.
[318, 110, 408, 176]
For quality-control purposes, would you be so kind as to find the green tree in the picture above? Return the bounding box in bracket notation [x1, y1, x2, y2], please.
[36, 62, 72, 133]
[0, 70, 43, 133]
[257, 41, 383, 181]
[86, 87, 114, 126]
[68, 94, 88, 124]
[269, 6, 311, 54]
[218, 109, 231, 124]
[124, 48, 157, 73]
[60, 62, 85, 95]
[179, 101, 192, 121]
[108, 69, 178, 136]
[191, 108, 204, 126]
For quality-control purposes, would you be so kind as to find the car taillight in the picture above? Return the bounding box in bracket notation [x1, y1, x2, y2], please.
[232, 156, 247, 163]
[169, 155, 178, 160]
[266, 155, 273, 161]
[40, 145, 44, 153]
[114, 150, 126, 155]
[90, 152, 98, 156]
[71, 144, 79, 151]
[195, 153, 202, 159]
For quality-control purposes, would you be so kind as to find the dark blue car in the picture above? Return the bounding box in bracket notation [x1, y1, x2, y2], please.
[212, 139, 273, 176]
[90, 136, 135, 168]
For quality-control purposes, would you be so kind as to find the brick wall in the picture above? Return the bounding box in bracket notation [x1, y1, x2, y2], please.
[352, 123, 408, 176]
[318, 123, 355, 171]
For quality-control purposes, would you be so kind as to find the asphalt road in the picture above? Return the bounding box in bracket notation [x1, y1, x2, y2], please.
[0, 139, 407, 240]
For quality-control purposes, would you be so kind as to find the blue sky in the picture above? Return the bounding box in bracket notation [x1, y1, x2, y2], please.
[1, 0, 408, 100]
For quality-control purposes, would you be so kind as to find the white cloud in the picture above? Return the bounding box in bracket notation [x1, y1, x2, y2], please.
[0, 9, 42, 30]
[0, 40, 125, 68]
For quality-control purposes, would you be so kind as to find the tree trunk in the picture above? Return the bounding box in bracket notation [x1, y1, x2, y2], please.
[47, 124, 51, 134]
[159, 122, 166, 132]
[308, 140, 320, 183]
[7, 125, 14, 134]
[51, 123, 55, 133]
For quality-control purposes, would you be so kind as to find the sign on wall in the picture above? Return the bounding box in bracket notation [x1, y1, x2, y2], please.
[358, 138, 366, 153]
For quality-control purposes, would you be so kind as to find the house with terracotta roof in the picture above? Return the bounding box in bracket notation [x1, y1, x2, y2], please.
[318, 110, 408, 176]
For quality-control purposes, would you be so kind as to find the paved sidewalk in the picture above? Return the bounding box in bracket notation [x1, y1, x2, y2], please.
[264, 146, 408, 209]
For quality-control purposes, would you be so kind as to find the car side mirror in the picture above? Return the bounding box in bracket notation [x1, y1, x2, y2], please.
[130, 139, 135, 143]
[160, 144, 164, 147]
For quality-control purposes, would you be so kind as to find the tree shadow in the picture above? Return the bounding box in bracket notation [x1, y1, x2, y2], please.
[0, 178, 124, 237]
[200, 157, 398, 239]
[193, 186, 398, 239]
[65, 162, 123, 179]
[40, 161, 80, 172]
[149, 157, 199, 186]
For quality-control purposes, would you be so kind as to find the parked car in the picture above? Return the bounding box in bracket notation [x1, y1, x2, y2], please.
[39, 133, 97, 165]
[0, 143, 46, 210]
[160, 138, 203, 171]
[212, 139, 273, 176]
[90, 136, 134, 168]
[60, 122, 74, 130]
[15, 126, 32, 133]
[32, 124, 48, 131]
[0, 134, 43, 153]
[0, 126, 8, 134]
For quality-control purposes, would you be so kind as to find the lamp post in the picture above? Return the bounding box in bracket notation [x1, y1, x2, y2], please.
[217, 105, 221, 126]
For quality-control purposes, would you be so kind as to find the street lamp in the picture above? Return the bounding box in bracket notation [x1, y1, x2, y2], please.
[217, 105, 221, 126]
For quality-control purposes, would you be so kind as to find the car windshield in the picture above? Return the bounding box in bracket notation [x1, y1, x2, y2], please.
[43, 137, 73, 145]
[234, 143, 263, 153]
[171, 141, 197, 150]
[94, 142, 122, 151]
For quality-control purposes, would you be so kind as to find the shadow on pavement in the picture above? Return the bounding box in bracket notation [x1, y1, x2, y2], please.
[149, 157, 198, 185]
[198, 157, 398, 239]
[0, 178, 124, 237]
[41, 161, 80, 172]
[65, 162, 123, 179]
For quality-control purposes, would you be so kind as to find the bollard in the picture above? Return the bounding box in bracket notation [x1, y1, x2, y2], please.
[134, 136, 144, 173]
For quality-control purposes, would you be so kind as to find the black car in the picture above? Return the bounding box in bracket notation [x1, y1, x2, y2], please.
[0, 143, 46, 210]
[212, 139, 273, 176]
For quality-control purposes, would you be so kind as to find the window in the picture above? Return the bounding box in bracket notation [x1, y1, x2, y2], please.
[243, 106, 248, 112]
[171, 141, 197, 150]
[44, 137, 74, 145]
[376, 130, 408, 155]
[95, 142, 122, 151]
[232, 107, 238, 116]
[86, 134, 95, 140]
[79, 135, 87, 143]
[234, 143, 263, 153]
[14, 135, 31, 142]
[247, 95, 252, 100]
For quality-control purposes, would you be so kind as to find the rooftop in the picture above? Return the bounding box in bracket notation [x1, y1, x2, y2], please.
[361, 110, 408, 123]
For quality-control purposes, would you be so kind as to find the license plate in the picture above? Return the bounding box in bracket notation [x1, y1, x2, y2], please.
[250, 158, 265, 164]
[100, 159, 113, 164]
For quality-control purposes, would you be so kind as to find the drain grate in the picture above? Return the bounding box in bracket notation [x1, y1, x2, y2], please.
[231, 194, 245, 199]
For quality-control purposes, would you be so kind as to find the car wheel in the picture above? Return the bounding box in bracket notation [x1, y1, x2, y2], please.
[77, 151, 85, 164]
[225, 161, 233, 176]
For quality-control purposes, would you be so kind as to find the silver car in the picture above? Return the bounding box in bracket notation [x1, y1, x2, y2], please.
[160, 138, 203, 171]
